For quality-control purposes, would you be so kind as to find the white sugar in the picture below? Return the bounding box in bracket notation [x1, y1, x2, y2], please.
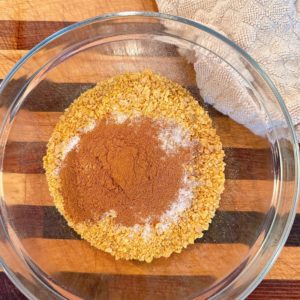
[54, 135, 81, 176]
[141, 223, 152, 241]
[81, 120, 96, 133]
[162, 187, 193, 220]
[62, 136, 80, 160]
[128, 218, 152, 241]
[128, 224, 142, 239]
[159, 173, 198, 231]
[55, 120, 96, 176]
[128, 172, 198, 236]
[112, 112, 129, 124]
[111, 111, 142, 124]
[158, 123, 192, 155]
[132, 224, 141, 233]
[53, 167, 60, 177]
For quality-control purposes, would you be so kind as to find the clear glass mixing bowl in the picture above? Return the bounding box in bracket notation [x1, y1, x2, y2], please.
[0, 12, 299, 300]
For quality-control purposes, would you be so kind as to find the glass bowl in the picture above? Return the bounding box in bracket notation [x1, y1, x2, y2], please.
[0, 11, 299, 300]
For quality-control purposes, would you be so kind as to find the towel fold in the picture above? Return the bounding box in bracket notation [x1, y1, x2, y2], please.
[156, 0, 300, 141]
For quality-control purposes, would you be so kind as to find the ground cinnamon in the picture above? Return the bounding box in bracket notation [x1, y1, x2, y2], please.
[60, 117, 192, 226]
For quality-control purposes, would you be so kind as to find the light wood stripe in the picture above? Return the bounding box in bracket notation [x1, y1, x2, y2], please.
[0, 50, 27, 77]
[0, 0, 157, 22]
[266, 247, 300, 280]
[17, 239, 300, 280]
[3, 173, 278, 212]
[0, 54, 197, 84]
[21, 239, 249, 276]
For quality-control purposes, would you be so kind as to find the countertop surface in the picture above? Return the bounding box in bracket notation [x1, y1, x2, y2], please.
[0, 0, 299, 299]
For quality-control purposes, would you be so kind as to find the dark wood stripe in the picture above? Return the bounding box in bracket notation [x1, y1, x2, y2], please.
[196, 210, 268, 245]
[0, 20, 73, 50]
[223, 148, 273, 180]
[1, 80, 209, 113]
[1, 271, 299, 299]
[3, 82, 202, 112]
[3, 142, 273, 179]
[288, 216, 300, 247]
[0, 21, 180, 54]
[20, 81, 96, 112]
[42, 205, 80, 240]
[6, 205, 45, 239]
[0, 273, 27, 300]
[4, 205, 299, 246]
[248, 280, 300, 299]
[4, 142, 46, 174]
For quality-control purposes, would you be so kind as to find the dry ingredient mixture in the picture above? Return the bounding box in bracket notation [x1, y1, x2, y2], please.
[44, 70, 225, 262]
[60, 117, 193, 226]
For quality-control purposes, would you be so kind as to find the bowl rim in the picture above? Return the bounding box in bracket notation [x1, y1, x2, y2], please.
[0, 10, 299, 300]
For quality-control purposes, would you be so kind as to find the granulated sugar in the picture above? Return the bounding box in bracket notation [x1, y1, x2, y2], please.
[158, 173, 198, 232]
[62, 136, 80, 160]
[62, 121, 96, 161]
[81, 120, 96, 133]
[158, 122, 193, 155]
[112, 111, 129, 124]
[53, 136, 80, 176]
[141, 223, 152, 241]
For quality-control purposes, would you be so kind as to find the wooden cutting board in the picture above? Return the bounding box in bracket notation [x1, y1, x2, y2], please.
[0, 0, 299, 299]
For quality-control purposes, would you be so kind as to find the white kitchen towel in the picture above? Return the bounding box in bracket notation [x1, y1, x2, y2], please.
[156, 0, 300, 141]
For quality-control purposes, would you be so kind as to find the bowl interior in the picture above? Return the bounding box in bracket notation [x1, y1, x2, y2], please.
[0, 14, 297, 300]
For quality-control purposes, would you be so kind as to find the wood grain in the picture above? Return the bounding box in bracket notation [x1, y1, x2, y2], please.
[266, 247, 300, 280]
[0, 21, 73, 50]
[1, 268, 299, 300]
[7, 110, 269, 148]
[0, 44, 180, 78]
[0, 50, 27, 77]
[5, 204, 299, 246]
[248, 280, 300, 299]
[0, 55, 197, 85]
[3, 173, 281, 212]
[3, 142, 273, 179]
[0, 0, 157, 22]
[0, 273, 27, 300]
[20, 238, 249, 277]
[52, 272, 215, 300]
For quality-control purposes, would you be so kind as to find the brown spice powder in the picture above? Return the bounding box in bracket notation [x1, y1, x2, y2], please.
[60, 117, 192, 226]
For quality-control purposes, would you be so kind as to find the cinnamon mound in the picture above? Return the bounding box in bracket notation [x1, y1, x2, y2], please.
[60, 117, 192, 226]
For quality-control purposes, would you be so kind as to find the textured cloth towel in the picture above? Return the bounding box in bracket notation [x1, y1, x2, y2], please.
[156, 0, 300, 140]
